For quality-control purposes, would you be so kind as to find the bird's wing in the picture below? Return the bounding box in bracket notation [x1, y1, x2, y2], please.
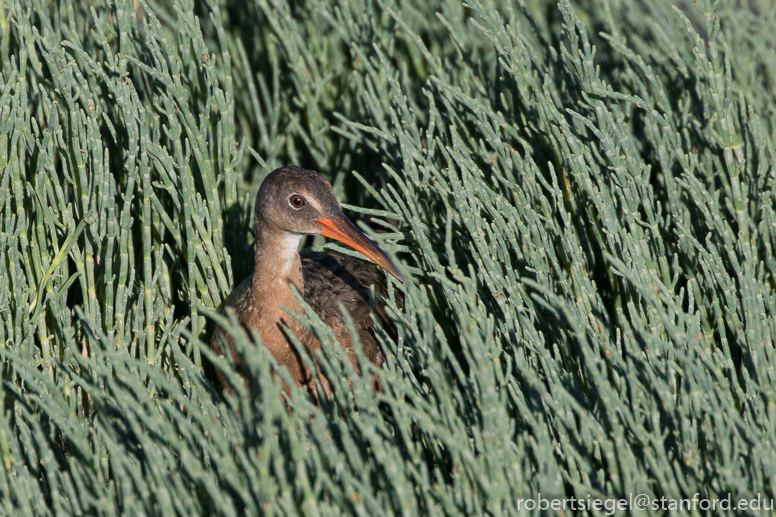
[301, 249, 404, 366]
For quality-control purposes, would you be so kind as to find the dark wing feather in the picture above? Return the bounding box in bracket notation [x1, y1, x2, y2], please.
[301, 249, 404, 367]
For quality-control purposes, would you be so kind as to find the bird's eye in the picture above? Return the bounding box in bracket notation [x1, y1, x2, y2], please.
[289, 195, 305, 208]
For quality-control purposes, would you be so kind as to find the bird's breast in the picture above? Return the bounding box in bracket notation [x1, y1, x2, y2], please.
[249, 274, 314, 359]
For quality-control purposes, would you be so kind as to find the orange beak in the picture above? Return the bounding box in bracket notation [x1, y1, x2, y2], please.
[316, 210, 404, 283]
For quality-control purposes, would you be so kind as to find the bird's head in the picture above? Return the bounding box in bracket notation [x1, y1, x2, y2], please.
[255, 166, 404, 282]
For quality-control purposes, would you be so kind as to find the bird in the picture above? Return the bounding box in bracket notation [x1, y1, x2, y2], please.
[211, 166, 404, 401]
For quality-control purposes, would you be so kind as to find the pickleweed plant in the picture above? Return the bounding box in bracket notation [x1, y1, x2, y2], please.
[1, 0, 774, 514]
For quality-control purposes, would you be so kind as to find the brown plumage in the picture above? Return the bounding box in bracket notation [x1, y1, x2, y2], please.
[211, 166, 404, 400]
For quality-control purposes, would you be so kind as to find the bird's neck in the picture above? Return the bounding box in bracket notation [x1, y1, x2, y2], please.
[250, 222, 309, 353]
[253, 223, 305, 296]
[247, 220, 316, 385]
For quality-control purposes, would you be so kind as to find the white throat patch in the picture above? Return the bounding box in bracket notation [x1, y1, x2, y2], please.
[278, 233, 304, 272]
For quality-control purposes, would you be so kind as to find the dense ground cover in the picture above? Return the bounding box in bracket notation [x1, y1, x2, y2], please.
[1, 0, 775, 514]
